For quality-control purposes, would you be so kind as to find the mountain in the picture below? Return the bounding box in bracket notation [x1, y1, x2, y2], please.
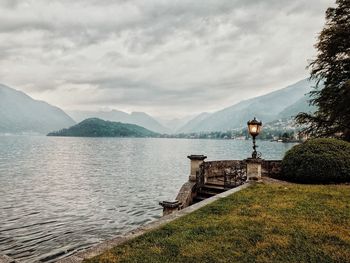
[178, 79, 315, 132]
[157, 115, 194, 132]
[177, 113, 212, 133]
[68, 110, 169, 134]
[277, 95, 316, 119]
[0, 84, 75, 134]
[128, 112, 169, 134]
[47, 118, 158, 137]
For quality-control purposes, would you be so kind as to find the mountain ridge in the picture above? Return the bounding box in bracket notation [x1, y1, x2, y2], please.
[176, 79, 315, 133]
[0, 84, 75, 134]
[68, 109, 170, 134]
[0, 79, 315, 135]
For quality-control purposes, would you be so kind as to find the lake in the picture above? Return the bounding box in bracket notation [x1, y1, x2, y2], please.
[0, 136, 296, 262]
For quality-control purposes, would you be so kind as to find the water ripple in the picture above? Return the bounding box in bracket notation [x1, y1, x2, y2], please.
[0, 136, 295, 262]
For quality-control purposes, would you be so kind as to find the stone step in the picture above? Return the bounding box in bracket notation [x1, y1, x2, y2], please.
[193, 195, 207, 202]
[201, 184, 226, 192]
[193, 182, 243, 204]
[197, 189, 220, 197]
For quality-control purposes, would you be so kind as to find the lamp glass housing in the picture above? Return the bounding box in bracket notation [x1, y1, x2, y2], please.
[247, 118, 262, 137]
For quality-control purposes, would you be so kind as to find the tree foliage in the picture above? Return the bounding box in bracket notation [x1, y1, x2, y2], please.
[296, 0, 350, 141]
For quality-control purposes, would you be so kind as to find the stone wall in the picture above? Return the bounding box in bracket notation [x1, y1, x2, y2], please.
[200, 159, 282, 184]
[160, 158, 282, 215]
[200, 160, 246, 185]
[175, 181, 197, 209]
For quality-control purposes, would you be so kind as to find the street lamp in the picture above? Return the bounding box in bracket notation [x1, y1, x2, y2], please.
[247, 117, 262, 159]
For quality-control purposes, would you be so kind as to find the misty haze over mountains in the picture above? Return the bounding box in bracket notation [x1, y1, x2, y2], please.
[178, 79, 315, 133]
[68, 110, 170, 134]
[0, 84, 75, 134]
[0, 79, 315, 135]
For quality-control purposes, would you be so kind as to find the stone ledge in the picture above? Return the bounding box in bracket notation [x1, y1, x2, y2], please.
[57, 182, 252, 263]
[187, 155, 207, 161]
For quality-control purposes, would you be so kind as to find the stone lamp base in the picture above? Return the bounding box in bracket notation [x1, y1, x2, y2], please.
[245, 158, 263, 182]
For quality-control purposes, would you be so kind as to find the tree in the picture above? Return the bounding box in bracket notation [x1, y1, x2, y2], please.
[296, 0, 350, 141]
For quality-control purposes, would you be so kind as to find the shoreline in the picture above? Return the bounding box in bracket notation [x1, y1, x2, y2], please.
[57, 183, 252, 263]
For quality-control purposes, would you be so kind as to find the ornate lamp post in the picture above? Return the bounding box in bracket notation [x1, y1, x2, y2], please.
[247, 117, 262, 159]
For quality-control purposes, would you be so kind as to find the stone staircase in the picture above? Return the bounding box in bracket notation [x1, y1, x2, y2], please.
[161, 156, 279, 215]
[192, 183, 227, 204]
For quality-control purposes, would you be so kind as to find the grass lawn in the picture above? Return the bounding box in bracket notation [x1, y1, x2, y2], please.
[85, 182, 350, 263]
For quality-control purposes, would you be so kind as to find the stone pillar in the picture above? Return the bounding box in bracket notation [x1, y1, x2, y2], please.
[246, 158, 263, 182]
[187, 155, 207, 182]
[159, 201, 181, 216]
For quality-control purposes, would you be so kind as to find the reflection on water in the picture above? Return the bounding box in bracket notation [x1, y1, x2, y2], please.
[0, 136, 296, 262]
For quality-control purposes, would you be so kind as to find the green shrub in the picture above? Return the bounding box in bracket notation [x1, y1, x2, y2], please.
[281, 138, 350, 183]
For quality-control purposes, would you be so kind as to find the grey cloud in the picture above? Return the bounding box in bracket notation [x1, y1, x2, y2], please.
[0, 0, 333, 117]
[0, 0, 20, 9]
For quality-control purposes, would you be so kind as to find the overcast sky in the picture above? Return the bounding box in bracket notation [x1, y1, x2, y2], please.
[0, 0, 333, 118]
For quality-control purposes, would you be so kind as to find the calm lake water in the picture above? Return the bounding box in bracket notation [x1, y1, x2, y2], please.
[0, 136, 296, 262]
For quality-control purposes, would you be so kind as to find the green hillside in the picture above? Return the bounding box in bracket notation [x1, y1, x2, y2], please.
[47, 118, 158, 137]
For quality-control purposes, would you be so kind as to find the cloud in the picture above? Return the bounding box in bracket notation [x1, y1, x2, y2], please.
[0, 0, 333, 117]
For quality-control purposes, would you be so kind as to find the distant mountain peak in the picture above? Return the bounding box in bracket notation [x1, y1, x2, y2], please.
[176, 79, 315, 133]
[0, 84, 75, 134]
[67, 109, 170, 134]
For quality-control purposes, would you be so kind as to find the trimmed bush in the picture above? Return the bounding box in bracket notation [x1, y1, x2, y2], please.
[281, 138, 350, 183]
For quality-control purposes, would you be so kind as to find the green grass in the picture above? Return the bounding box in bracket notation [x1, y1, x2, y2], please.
[85, 183, 350, 263]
